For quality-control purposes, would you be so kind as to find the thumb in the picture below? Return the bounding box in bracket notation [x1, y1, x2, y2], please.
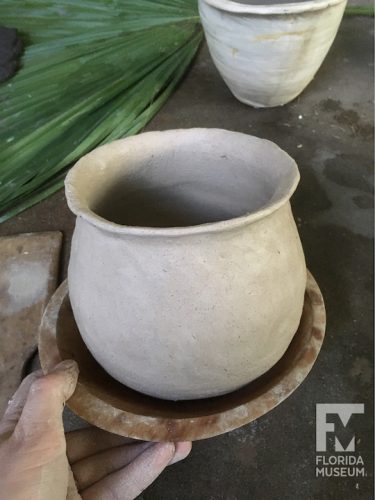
[14, 360, 78, 442]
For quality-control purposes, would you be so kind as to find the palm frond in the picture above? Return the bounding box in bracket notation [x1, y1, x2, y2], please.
[0, 0, 202, 222]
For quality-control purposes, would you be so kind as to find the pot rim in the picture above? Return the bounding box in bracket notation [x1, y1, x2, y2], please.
[65, 128, 300, 237]
[200, 0, 346, 15]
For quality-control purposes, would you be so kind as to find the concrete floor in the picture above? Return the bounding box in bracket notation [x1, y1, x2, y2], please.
[0, 16, 373, 500]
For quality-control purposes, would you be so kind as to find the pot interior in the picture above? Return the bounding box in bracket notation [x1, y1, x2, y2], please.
[69, 130, 298, 229]
[93, 161, 275, 228]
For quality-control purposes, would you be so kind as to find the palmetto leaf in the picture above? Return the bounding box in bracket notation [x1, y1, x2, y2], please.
[0, 0, 202, 222]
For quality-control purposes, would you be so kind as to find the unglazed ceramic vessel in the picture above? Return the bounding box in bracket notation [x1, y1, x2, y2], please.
[199, 0, 347, 107]
[65, 129, 306, 400]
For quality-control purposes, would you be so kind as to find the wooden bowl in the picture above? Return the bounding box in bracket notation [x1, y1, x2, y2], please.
[39, 271, 325, 441]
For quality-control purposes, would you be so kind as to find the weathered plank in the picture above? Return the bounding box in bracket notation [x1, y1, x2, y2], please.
[0, 232, 62, 415]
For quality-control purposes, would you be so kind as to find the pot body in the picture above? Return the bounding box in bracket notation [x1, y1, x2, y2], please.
[199, 0, 347, 107]
[66, 129, 306, 400]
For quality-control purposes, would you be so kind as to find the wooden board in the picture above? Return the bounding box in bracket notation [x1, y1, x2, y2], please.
[0, 232, 62, 415]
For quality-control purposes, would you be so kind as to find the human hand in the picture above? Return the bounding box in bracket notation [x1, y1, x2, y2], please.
[0, 360, 191, 500]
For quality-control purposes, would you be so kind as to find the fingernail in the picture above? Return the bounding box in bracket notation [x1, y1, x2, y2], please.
[52, 359, 79, 374]
[169, 441, 192, 464]
[158, 442, 175, 457]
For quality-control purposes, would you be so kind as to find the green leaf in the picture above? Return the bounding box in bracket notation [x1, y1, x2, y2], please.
[0, 0, 202, 221]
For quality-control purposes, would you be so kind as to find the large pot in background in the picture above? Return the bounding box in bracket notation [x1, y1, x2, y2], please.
[199, 0, 347, 107]
[65, 129, 306, 400]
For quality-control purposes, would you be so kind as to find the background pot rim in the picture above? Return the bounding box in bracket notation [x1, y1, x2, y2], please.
[65, 128, 300, 237]
[199, 0, 346, 15]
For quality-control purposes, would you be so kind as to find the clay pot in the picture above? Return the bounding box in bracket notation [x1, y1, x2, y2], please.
[199, 0, 347, 107]
[65, 129, 306, 400]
